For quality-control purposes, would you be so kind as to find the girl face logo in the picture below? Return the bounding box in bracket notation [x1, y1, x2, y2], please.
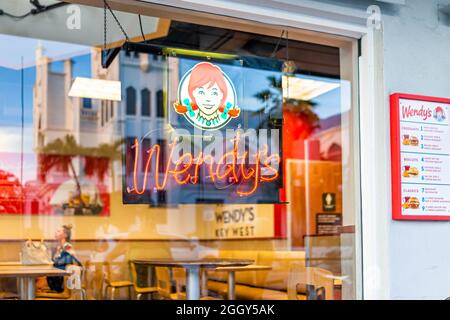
[193, 83, 224, 116]
[433, 106, 446, 122]
[174, 62, 240, 130]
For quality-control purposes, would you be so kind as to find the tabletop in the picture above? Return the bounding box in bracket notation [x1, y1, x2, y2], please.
[213, 265, 272, 272]
[132, 258, 255, 269]
[0, 261, 52, 266]
[0, 265, 70, 278]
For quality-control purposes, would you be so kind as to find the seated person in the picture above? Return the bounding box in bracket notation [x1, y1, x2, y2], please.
[37, 224, 82, 293]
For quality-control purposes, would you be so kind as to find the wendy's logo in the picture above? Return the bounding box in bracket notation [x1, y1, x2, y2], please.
[433, 106, 446, 122]
[173, 62, 240, 130]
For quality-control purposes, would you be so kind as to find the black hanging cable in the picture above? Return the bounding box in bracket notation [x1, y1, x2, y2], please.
[0, 1, 67, 20]
[282, 28, 296, 74]
[286, 29, 289, 62]
[103, 0, 130, 43]
[102, 0, 125, 68]
[138, 14, 146, 42]
[270, 29, 285, 59]
[0, 10, 31, 19]
[104, 0, 107, 50]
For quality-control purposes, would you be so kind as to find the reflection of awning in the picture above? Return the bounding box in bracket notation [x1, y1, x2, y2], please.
[0, 1, 170, 52]
[50, 180, 103, 206]
[283, 76, 340, 101]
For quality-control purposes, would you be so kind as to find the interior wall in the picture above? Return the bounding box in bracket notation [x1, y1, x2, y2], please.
[0, 191, 275, 241]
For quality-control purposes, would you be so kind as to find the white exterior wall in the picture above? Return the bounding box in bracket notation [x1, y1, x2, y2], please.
[382, 0, 450, 299]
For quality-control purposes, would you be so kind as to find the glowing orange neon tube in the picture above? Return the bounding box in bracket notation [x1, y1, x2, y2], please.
[131, 138, 280, 197]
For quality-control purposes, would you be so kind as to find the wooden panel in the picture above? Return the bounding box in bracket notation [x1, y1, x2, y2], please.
[287, 160, 342, 247]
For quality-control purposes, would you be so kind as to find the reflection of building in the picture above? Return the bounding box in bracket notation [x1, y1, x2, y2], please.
[90, 48, 167, 146]
[34, 43, 86, 150]
[90, 48, 168, 205]
[312, 114, 342, 161]
[31, 44, 167, 213]
[33, 44, 167, 152]
[32, 44, 167, 185]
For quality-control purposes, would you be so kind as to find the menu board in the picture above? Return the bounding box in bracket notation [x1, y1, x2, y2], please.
[390, 93, 450, 220]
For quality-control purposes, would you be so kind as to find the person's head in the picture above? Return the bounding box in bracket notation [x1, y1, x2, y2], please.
[188, 62, 228, 116]
[55, 224, 72, 243]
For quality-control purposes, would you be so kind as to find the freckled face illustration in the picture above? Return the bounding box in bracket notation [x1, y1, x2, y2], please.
[435, 107, 445, 122]
[192, 82, 224, 115]
[188, 62, 228, 117]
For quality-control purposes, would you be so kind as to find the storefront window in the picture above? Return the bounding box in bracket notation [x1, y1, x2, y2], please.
[0, 3, 358, 300]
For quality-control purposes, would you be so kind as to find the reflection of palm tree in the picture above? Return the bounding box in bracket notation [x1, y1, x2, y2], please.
[39, 135, 83, 197]
[38, 135, 123, 196]
[253, 75, 320, 133]
[85, 139, 123, 191]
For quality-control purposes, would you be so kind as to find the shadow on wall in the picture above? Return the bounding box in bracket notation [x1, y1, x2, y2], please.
[438, 5, 450, 27]
[321, 0, 401, 16]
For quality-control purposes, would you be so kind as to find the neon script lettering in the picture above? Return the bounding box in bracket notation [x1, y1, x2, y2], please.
[402, 105, 432, 121]
[130, 134, 280, 197]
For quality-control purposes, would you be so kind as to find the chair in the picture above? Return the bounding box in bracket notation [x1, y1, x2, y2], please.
[35, 264, 85, 300]
[155, 267, 178, 300]
[129, 261, 158, 300]
[81, 260, 98, 299]
[102, 261, 133, 300]
[81, 260, 94, 300]
[156, 267, 220, 300]
[287, 263, 334, 300]
[0, 279, 19, 300]
[0, 292, 19, 300]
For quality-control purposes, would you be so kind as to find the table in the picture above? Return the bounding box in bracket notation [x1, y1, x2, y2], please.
[213, 265, 272, 300]
[132, 258, 254, 300]
[0, 265, 70, 300]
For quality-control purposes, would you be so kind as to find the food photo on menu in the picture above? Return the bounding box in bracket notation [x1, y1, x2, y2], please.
[402, 165, 420, 178]
[402, 134, 420, 146]
[402, 196, 420, 209]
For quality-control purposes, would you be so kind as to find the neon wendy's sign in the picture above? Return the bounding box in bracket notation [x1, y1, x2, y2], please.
[174, 62, 241, 130]
[124, 60, 282, 203]
[128, 129, 281, 197]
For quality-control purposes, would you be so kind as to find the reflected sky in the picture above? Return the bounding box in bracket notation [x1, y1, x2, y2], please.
[0, 34, 89, 69]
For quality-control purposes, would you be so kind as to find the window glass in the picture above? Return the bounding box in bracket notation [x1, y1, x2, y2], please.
[156, 89, 164, 118]
[83, 98, 92, 109]
[110, 101, 114, 119]
[126, 86, 136, 115]
[0, 7, 358, 301]
[141, 89, 151, 116]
